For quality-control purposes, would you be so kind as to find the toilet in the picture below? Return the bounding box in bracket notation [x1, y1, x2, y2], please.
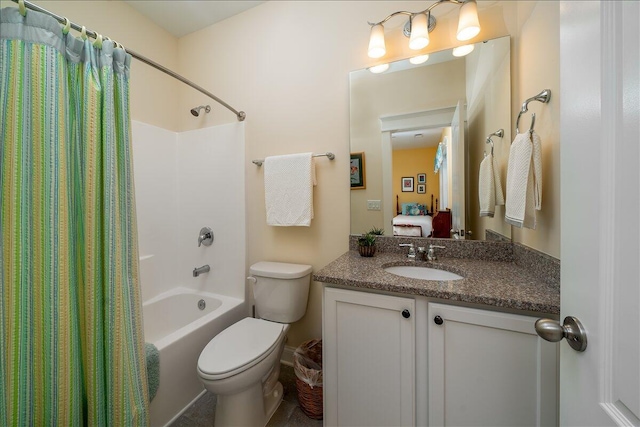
[197, 261, 312, 427]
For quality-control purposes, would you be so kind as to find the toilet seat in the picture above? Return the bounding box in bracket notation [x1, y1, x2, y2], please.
[198, 317, 284, 380]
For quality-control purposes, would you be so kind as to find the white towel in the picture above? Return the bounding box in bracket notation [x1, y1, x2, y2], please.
[505, 131, 542, 229]
[478, 153, 504, 217]
[264, 152, 316, 226]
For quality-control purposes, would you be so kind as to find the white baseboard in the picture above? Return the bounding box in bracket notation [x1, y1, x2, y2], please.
[281, 344, 296, 367]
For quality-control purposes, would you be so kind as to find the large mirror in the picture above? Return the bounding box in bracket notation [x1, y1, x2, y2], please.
[350, 36, 511, 241]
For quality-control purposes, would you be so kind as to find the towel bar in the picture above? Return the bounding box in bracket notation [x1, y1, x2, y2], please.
[516, 89, 551, 134]
[252, 152, 335, 167]
[485, 128, 504, 156]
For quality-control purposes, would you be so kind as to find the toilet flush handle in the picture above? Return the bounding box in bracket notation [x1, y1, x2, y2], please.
[247, 276, 257, 299]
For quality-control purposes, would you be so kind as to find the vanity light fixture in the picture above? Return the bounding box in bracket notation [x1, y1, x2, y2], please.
[409, 54, 430, 65]
[368, 63, 390, 74]
[452, 44, 474, 57]
[367, 0, 481, 59]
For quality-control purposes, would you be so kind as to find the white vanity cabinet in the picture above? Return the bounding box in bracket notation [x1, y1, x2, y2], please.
[428, 302, 558, 427]
[323, 287, 416, 427]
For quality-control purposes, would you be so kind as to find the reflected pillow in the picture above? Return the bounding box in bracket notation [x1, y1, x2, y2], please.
[402, 203, 427, 216]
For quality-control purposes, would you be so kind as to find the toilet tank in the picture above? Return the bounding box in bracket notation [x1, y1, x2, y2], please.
[249, 262, 312, 323]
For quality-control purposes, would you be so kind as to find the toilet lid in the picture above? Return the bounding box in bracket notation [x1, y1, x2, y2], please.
[198, 318, 284, 377]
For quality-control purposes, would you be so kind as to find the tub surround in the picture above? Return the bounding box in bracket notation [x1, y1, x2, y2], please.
[317, 236, 560, 315]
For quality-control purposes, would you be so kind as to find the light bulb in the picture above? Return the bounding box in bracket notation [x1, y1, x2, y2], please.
[409, 54, 429, 65]
[369, 63, 389, 74]
[409, 13, 429, 50]
[452, 44, 474, 57]
[368, 24, 386, 58]
[457, 1, 481, 41]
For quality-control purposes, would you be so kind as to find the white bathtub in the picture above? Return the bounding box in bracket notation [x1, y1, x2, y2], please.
[143, 287, 245, 427]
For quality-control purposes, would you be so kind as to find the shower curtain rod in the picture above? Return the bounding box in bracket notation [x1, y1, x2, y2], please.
[10, 0, 246, 122]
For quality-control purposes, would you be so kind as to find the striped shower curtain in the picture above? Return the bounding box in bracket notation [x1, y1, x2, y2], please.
[1, 7, 149, 425]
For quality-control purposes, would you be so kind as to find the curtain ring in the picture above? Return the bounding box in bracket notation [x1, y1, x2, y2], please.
[62, 17, 71, 35]
[93, 33, 103, 49]
[113, 40, 126, 54]
[80, 26, 88, 40]
[18, 0, 26, 16]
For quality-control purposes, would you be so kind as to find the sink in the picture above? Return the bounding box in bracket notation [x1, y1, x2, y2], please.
[384, 265, 463, 281]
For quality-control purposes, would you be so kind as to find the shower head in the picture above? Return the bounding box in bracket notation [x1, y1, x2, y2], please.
[190, 105, 211, 117]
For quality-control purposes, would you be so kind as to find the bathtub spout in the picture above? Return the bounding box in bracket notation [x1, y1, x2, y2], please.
[193, 265, 210, 277]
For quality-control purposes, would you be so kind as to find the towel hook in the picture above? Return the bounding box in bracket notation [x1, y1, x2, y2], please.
[516, 89, 551, 134]
[484, 128, 504, 157]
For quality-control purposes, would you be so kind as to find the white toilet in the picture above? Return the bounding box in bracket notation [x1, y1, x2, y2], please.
[197, 261, 312, 427]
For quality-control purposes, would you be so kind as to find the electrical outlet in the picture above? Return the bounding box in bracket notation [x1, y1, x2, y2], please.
[367, 200, 381, 211]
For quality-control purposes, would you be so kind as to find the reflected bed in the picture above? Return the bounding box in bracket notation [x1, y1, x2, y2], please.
[393, 214, 433, 237]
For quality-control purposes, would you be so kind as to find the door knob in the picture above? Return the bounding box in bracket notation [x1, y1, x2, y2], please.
[534, 316, 587, 352]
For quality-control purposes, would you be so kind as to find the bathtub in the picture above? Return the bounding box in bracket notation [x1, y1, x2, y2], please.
[143, 287, 245, 427]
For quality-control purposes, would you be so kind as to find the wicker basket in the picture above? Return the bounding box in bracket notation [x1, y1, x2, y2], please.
[293, 339, 323, 420]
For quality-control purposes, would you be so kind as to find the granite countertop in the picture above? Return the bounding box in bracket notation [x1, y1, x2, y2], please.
[313, 251, 560, 315]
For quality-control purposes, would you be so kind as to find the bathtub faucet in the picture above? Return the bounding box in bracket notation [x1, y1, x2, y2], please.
[193, 265, 210, 277]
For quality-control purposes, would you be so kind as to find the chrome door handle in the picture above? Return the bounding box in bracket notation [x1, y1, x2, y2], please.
[535, 316, 587, 352]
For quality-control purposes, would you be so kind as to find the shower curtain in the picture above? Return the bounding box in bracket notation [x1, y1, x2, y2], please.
[1, 7, 149, 425]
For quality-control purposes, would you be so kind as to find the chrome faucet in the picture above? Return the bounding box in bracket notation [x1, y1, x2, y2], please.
[399, 243, 416, 259]
[198, 227, 214, 247]
[193, 265, 210, 277]
[427, 244, 446, 261]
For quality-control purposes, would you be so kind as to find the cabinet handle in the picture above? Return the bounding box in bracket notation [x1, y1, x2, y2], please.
[434, 315, 444, 325]
[402, 309, 411, 319]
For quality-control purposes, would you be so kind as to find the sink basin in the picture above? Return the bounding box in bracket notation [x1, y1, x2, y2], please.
[384, 266, 463, 281]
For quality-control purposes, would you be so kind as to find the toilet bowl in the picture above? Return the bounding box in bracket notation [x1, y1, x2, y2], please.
[197, 262, 312, 427]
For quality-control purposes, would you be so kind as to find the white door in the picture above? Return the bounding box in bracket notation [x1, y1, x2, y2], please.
[451, 100, 466, 237]
[559, 1, 639, 425]
[439, 137, 449, 210]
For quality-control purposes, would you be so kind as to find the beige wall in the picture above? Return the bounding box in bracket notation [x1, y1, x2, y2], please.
[176, 0, 561, 346]
[509, 1, 560, 257]
[0, 0, 181, 131]
[3, 0, 561, 346]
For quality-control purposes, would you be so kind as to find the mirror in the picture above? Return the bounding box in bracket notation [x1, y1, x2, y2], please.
[350, 36, 511, 241]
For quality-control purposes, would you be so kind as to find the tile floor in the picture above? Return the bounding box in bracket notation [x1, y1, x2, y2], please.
[171, 364, 323, 427]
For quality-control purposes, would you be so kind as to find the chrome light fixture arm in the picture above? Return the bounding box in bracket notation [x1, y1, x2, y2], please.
[367, 0, 466, 27]
[366, 0, 481, 60]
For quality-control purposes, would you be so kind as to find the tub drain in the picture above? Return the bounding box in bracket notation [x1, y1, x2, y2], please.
[198, 299, 206, 310]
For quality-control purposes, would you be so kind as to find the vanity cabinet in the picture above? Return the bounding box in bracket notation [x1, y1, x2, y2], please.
[428, 303, 558, 426]
[323, 287, 415, 427]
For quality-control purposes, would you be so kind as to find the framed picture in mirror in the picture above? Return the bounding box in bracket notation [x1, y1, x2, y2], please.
[402, 177, 414, 192]
[417, 184, 426, 194]
[417, 173, 426, 184]
[350, 152, 366, 190]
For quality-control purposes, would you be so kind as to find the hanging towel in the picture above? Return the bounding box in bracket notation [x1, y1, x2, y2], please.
[145, 343, 160, 401]
[478, 153, 504, 217]
[264, 152, 316, 226]
[505, 131, 542, 229]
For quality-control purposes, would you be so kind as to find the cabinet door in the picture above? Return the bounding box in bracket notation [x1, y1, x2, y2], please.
[324, 287, 415, 427]
[428, 303, 558, 427]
